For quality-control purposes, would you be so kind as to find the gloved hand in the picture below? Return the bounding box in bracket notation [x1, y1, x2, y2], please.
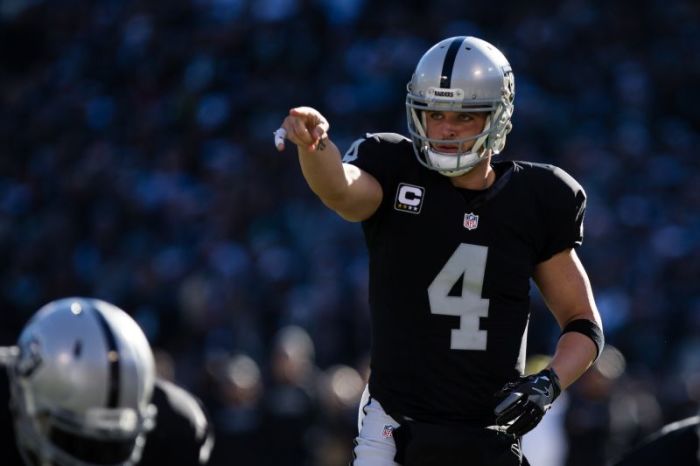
[493, 368, 561, 437]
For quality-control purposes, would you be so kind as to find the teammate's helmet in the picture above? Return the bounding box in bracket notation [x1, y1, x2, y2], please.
[406, 36, 515, 177]
[8, 297, 157, 466]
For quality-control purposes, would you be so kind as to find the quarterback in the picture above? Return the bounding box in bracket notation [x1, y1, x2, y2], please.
[275, 36, 604, 466]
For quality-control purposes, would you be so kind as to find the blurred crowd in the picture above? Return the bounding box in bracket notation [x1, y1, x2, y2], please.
[1, 0, 698, 464]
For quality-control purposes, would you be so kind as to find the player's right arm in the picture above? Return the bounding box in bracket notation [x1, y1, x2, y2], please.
[276, 106, 383, 222]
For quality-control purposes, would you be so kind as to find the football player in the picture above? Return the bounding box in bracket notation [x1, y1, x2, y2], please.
[275, 36, 604, 466]
[0, 297, 214, 466]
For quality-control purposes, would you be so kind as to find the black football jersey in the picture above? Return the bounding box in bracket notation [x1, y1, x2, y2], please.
[0, 368, 22, 465]
[612, 415, 700, 466]
[344, 133, 586, 424]
[140, 378, 214, 465]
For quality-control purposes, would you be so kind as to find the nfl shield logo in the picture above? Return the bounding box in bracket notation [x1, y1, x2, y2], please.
[463, 212, 479, 230]
[382, 425, 394, 439]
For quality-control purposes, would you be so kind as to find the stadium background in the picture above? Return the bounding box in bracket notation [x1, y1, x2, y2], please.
[0, 0, 698, 464]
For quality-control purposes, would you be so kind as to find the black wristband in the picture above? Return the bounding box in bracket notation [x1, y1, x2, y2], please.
[560, 319, 604, 362]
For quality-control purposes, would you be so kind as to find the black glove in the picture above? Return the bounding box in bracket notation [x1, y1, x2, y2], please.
[493, 368, 561, 437]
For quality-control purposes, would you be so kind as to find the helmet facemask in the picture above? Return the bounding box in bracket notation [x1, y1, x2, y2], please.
[11, 384, 156, 466]
[406, 36, 515, 177]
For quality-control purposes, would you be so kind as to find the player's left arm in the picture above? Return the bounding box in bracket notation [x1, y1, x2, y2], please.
[533, 247, 603, 389]
[493, 247, 602, 436]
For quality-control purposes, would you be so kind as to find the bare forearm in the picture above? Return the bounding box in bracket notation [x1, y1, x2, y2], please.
[548, 331, 597, 389]
[278, 106, 382, 221]
[534, 250, 602, 389]
[297, 138, 350, 204]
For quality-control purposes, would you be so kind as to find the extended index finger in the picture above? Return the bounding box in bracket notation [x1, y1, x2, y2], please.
[285, 114, 315, 146]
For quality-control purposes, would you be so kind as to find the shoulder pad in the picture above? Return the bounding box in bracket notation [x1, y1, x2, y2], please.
[516, 162, 584, 196]
[343, 132, 409, 163]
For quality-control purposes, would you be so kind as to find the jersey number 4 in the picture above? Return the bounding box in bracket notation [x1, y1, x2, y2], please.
[428, 243, 489, 350]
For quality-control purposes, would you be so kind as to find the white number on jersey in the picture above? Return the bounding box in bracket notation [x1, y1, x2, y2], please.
[342, 137, 366, 163]
[342, 133, 384, 163]
[427, 243, 489, 350]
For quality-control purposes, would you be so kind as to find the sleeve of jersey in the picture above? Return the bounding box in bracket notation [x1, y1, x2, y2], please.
[141, 379, 215, 465]
[537, 166, 587, 262]
[341, 133, 397, 190]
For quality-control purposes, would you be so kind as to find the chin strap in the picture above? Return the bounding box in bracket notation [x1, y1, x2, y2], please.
[424, 149, 477, 177]
[410, 108, 493, 176]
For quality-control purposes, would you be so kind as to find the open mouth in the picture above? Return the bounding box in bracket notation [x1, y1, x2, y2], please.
[434, 144, 460, 153]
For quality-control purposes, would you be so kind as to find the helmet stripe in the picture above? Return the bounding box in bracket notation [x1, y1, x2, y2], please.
[92, 306, 121, 408]
[439, 36, 466, 89]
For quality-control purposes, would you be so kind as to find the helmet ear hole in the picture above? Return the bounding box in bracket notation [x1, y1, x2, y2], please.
[49, 425, 137, 464]
[73, 341, 82, 358]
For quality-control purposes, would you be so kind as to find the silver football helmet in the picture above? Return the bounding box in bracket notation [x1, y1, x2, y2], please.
[5, 297, 157, 466]
[406, 36, 515, 176]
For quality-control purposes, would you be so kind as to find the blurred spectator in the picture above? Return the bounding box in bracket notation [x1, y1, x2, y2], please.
[313, 364, 365, 466]
[206, 352, 265, 466]
[259, 325, 320, 466]
[564, 346, 662, 466]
